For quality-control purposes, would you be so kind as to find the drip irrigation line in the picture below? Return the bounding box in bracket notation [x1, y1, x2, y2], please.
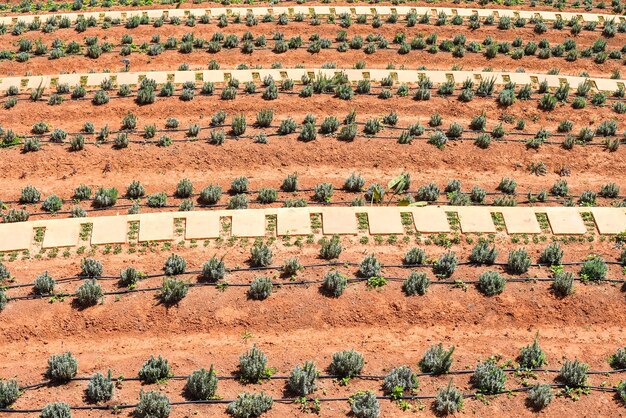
[0, 385, 621, 413]
[2, 258, 623, 291]
[4, 272, 625, 301]
[4, 127, 623, 150]
[6, 184, 624, 206]
[18, 367, 626, 391]
[14, 116, 626, 143]
[8, 38, 624, 68]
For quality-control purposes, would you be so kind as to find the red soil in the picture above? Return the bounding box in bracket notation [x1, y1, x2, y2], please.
[1, 2, 625, 417]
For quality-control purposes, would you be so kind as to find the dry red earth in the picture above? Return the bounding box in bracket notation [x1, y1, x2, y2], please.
[0, 1, 625, 417]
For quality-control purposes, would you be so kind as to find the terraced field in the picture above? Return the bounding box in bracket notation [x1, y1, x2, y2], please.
[0, 1, 625, 417]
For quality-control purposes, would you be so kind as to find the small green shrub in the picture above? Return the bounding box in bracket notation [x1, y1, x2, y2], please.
[0, 291, 7, 311]
[147, 192, 167, 208]
[34, 271, 55, 295]
[248, 277, 273, 300]
[322, 271, 348, 297]
[80, 257, 103, 278]
[433, 252, 457, 278]
[313, 183, 334, 202]
[135, 390, 171, 418]
[250, 243, 272, 267]
[41, 195, 62, 212]
[46, 352, 78, 383]
[201, 256, 226, 282]
[227, 392, 273, 418]
[86, 370, 113, 403]
[330, 350, 364, 378]
[175, 178, 193, 198]
[186, 366, 218, 401]
[139, 355, 171, 383]
[158, 279, 188, 305]
[281, 173, 298, 192]
[469, 239, 498, 265]
[344, 172, 365, 192]
[359, 254, 381, 277]
[472, 359, 506, 394]
[349, 391, 379, 418]
[320, 235, 342, 259]
[0, 379, 20, 408]
[552, 271, 574, 297]
[40, 403, 71, 418]
[402, 272, 430, 296]
[497, 177, 517, 194]
[404, 247, 426, 265]
[73, 185, 92, 201]
[518, 335, 547, 369]
[609, 347, 626, 369]
[199, 185, 222, 205]
[507, 248, 531, 274]
[419, 344, 454, 374]
[540, 242, 563, 266]
[119, 267, 142, 287]
[126, 180, 145, 198]
[288, 361, 318, 396]
[416, 182, 440, 201]
[163, 254, 186, 276]
[231, 114, 247, 136]
[93, 187, 118, 208]
[618, 381, 626, 404]
[76, 279, 102, 306]
[239, 345, 269, 382]
[477, 271, 506, 296]
[527, 384, 553, 410]
[20, 185, 41, 204]
[434, 381, 463, 415]
[579, 256, 607, 281]
[559, 359, 589, 387]
[383, 365, 418, 395]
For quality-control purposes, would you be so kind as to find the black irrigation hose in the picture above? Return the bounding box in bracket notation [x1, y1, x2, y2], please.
[4, 273, 625, 301]
[0, 385, 621, 413]
[6, 80, 626, 110]
[7, 37, 625, 65]
[0, 5, 618, 36]
[13, 116, 626, 143]
[18, 367, 626, 392]
[2, 258, 624, 291]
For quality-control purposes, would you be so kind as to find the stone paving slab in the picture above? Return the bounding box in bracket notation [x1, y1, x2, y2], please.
[0, 222, 33, 252]
[365, 207, 404, 235]
[26, 76, 51, 89]
[409, 206, 451, 233]
[116, 73, 139, 86]
[173, 71, 197, 84]
[321, 207, 358, 235]
[9, 69, 625, 93]
[276, 208, 312, 236]
[184, 211, 221, 240]
[2, 8, 620, 30]
[231, 211, 266, 237]
[0, 77, 22, 92]
[138, 213, 174, 241]
[42, 218, 81, 248]
[91, 216, 128, 245]
[539, 208, 587, 235]
[1, 206, 623, 252]
[86, 73, 112, 86]
[57, 74, 82, 86]
[590, 207, 626, 234]
[497, 207, 542, 234]
[455, 207, 497, 233]
[142, 71, 169, 84]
